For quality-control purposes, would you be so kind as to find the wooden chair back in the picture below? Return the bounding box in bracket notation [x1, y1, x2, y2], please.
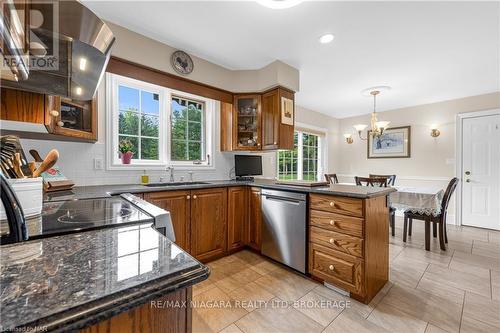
[355, 176, 388, 187]
[369, 174, 396, 186]
[324, 174, 339, 184]
[441, 177, 459, 215]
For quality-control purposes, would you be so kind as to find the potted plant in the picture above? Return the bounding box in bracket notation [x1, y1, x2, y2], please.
[119, 139, 134, 164]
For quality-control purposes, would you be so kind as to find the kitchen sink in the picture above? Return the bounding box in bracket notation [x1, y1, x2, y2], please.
[145, 181, 210, 187]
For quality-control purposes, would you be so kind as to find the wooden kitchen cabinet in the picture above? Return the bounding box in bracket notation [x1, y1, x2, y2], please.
[190, 188, 228, 262]
[261, 87, 295, 150]
[227, 187, 248, 251]
[0, 88, 46, 123]
[143, 190, 191, 253]
[247, 187, 262, 251]
[0, 87, 97, 142]
[308, 194, 389, 304]
[233, 94, 262, 150]
[220, 86, 295, 151]
[46, 95, 98, 141]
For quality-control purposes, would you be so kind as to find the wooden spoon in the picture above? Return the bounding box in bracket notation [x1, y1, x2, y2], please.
[33, 149, 59, 178]
[29, 149, 44, 163]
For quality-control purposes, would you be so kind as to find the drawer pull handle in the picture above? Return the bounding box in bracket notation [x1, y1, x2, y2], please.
[329, 201, 335, 207]
[329, 265, 335, 271]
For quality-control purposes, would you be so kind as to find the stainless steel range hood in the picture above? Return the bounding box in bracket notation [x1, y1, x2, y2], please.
[1, 0, 115, 100]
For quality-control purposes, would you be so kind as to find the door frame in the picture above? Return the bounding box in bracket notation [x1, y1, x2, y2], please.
[455, 108, 500, 227]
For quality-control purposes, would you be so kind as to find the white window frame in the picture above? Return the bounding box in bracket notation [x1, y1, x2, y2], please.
[276, 124, 326, 181]
[106, 73, 215, 170]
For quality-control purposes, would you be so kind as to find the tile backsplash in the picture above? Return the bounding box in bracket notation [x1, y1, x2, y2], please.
[20, 139, 277, 186]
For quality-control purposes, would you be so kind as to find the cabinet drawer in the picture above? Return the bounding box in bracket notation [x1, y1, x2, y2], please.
[310, 210, 364, 238]
[309, 243, 363, 294]
[310, 194, 363, 217]
[310, 226, 364, 258]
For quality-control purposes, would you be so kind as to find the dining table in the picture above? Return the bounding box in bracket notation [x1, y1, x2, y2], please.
[339, 183, 445, 215]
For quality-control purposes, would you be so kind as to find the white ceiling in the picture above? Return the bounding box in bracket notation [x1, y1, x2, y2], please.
[84, 1, 500, 118]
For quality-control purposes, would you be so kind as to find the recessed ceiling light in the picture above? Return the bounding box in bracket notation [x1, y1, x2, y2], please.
[257, 0, 303, 9]
[319, 33, 335, 44]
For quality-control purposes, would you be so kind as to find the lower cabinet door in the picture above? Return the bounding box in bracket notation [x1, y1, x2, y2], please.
[309, 243, 364, 295]
[191, 188, 228, 262]
[143, 191, 191, 253]
[228, 187, 248, 251]
[248, 187, 262, 251]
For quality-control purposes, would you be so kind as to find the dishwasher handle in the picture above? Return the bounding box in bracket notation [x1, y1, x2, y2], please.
[263, 194, 305, 205]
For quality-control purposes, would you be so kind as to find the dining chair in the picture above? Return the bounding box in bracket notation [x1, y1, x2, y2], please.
[355, 176, 388, 187]
[403, 177, 459, 251]
[355, 176, 396, 236]
[369, 174, 397, 186]
[324, 173, 339, 184]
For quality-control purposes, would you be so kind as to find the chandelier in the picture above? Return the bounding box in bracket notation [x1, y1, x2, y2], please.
[353, 87, 391, 141]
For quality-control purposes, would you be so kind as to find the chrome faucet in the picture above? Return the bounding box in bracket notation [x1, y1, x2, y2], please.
[167, 166, 175, 182]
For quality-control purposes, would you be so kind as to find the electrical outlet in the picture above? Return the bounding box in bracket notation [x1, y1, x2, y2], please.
[94, 158, 103, 170]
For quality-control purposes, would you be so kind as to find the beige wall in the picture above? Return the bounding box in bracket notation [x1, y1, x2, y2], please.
[337, 92, 500, 179]
[106, 22, 299, 92]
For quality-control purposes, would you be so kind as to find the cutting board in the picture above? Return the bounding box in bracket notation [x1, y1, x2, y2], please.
[275, 180, 329, 187]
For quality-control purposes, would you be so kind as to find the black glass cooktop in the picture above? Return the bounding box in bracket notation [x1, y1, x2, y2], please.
[29, 197, 154, 239]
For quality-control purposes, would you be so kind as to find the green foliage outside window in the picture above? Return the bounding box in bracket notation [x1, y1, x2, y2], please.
[171, 97, 204, 161]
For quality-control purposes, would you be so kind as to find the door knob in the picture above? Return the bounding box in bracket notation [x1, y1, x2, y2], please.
[465, 171, 471, 175]
[466, 179, 471, 183]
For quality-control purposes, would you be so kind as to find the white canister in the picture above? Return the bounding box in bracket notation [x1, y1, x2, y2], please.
[0, 177, 43, 220]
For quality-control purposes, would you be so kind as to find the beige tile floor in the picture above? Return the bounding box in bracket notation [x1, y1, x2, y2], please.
[192, 218, 500, 333]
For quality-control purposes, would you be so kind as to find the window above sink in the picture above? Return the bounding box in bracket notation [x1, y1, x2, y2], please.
[106, 73, 215, 170]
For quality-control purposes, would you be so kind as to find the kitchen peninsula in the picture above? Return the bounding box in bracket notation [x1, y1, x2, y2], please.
[45, 180, 395, 304]
[0, 225, 209, 332]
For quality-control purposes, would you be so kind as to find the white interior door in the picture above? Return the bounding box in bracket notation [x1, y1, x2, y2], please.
[462, 114, 500, 230]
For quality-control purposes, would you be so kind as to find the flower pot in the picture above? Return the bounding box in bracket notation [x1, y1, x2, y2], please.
[121, 151, 133, 164]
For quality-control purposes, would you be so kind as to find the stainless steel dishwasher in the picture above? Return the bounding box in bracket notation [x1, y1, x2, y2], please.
[261, 189, 307, 273]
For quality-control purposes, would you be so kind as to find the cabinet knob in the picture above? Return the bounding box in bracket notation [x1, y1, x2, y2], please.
[329, 201, 335, 207]
[273, 142, 277, 145]
[257, 143, 261, 147]
[329, 220, 335, 226]
[49, 110, 59, 117]
[57, 121, 64, 127]
[193, 195, 197, 199]
[329, 238, 334, 244]
[187, 195, 190, 200]
[329, 265, 335, 271]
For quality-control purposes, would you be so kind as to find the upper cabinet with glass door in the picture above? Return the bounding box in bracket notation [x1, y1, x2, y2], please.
[221, 87, 295, 152]
[233, 94, 262, 150]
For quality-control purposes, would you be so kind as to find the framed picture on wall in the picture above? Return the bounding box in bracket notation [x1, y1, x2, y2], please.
[281, 97, 294, 125]
[367, 126, 411, 158]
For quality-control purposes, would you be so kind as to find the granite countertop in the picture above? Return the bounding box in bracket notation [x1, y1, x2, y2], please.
[0, 225, 209, 332]
[44, 179, 395, 202]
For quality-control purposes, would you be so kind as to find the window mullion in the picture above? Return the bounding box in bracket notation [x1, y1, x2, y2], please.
[297, 132, 303, 180]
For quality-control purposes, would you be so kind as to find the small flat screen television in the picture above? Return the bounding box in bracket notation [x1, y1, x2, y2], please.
[234, 155, 262, 178]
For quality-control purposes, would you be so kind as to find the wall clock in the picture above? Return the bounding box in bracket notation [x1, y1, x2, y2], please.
[171, 50, 194, 75]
